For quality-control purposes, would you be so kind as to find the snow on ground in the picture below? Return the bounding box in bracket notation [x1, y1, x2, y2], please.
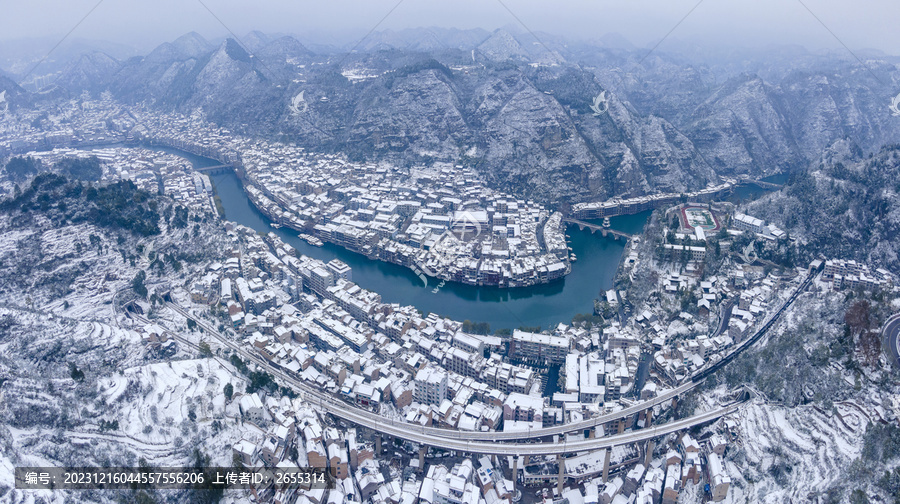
[0, 456, 14, 494]
[666, 319, 689, 338]
[0, 308, 146, 372]
[0, 228, 34, 254]
[0, 331, 248, 502]
[102, 357, 246, 464]
[99, 374, 128, 404]
[723, 400, 863, 502]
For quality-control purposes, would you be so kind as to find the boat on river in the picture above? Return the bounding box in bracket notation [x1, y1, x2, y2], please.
[299, 233, 324, 247]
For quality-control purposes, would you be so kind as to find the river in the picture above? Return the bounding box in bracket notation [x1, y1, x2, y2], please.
[147, 146, 804, 331]
[34, 143, 781, 330]
[208, 169, 650, 330]
[179, 157, 650, 330]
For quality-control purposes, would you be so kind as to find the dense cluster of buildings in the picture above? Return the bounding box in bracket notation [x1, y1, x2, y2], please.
[140, 107, 571, 288]
[0, 97, 574, 288]
[227, 366, 736, 504]
[167, 216, 753, 503]
[535, 433, 733, 504]
[239, 151, 572, 288]
[231, 397, 384, 503]
[20, 95, 896, 504]
[193, 227, 553, 433]
[0, 91, 131, 161]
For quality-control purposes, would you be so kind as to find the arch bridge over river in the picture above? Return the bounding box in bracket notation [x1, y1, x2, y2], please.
[207, 167, 648, 330]
[135, 143, 783, 330]
[562, 218, 636, 241]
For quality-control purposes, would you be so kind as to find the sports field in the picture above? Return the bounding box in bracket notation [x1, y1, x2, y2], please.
[680, 206, 720, 231]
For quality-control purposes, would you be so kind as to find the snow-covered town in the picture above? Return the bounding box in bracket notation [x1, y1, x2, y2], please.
[1, 95, 572, 288]
[2, 86, 900, 504]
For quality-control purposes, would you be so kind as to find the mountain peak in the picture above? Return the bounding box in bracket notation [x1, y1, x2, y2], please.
[172, 32, 211, 58]
[477, 29, 529, 62]
[244, 31, 271, 51]
[258, 36, 313, 60]
[54, 51, 121, 92]
[221, 38, 252, 63]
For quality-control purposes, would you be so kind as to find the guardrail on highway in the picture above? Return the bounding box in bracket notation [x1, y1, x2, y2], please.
[161, 270, 814, 444]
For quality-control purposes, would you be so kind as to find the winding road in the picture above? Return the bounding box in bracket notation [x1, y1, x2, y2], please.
[138, 305, 742, 456]
[163, 302, 699, 441]
[123, 263, 817, 457]
[883, 313, 900, 369]
[113, 264, 812, 455]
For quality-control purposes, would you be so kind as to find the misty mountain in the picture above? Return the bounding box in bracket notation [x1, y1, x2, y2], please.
[105, 36, 282, 126]
[11, 29, 900, 203]
[778, 64, 897, 160]
[0, 73, 29, 112]
[0, 37, 139, 78]
[243, 30, 271, 51]
[687, 73, 802, 175]
[743, 139, 900, 272]
[476, 29, 531, 62]
[171, 31, 214, 59]
[54, 51, 121, 92]
[254, 35, 316, 73]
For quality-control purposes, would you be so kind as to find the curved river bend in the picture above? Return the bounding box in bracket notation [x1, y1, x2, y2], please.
[163, 147, 649, 329]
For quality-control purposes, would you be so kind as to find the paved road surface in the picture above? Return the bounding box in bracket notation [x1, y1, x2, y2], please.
[165, 301, 702, 441]
[712, 297, 735, 338]
[632, 353, 651, 399]
[158, 267, 812, 446]
[142, 307, 741, 456]
[883, 314, 900, 369]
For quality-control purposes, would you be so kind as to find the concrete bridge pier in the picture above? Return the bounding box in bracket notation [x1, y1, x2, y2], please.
[557, 454, 565, 494]
[375, 435, 382, 456]
[511, 456, 518, 494]
[419, 446, 426, 472]
[645, 440, 655, 467]
[602, 448, 611, 483]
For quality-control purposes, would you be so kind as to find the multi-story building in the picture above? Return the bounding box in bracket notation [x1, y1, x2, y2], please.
[509, 330, 569, 364]
[328, 441, 349, 480]
[663, 244, 707, 262]
[414, 366, 448, 405]
[326, 258, 352, 282]
[732, 212, 764, 234]
[308, 267, 335, 294]
[452, 333, 485, 355]
[662, 464, 681, 504]
[447, 347, 474, 377]
[502, 392, 544, 424]
[823, 258, 892, 291]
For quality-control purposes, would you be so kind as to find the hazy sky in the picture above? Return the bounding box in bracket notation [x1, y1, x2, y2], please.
[2, 0, 898, 54]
